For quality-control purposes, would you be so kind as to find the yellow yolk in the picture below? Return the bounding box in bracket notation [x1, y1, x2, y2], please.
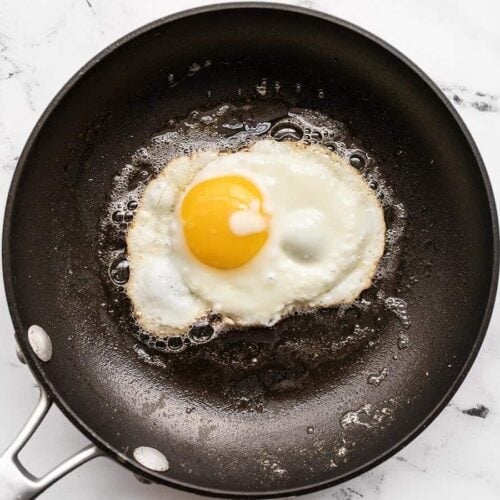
[181, 175, 270, 269]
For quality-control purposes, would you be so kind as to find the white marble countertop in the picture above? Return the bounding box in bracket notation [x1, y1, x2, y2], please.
[0, 1, 499, 498]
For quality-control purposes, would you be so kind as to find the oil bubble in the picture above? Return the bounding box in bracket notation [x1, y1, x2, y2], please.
[189, 324, 215, 343]
[310, 131, 322, 142]
[167, 336, 185, 351]
[109, 257, 129, 285]
[112, 210, 124, 223]
[155, 340, 166, 351]
[349, 153, 366, 169]
[270, 122, 303, 142]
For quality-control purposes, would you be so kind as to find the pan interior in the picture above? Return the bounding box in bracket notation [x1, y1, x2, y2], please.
[5, 6, 496, 496]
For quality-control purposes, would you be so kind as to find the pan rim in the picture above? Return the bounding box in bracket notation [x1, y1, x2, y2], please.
[2, 2, 498, 497]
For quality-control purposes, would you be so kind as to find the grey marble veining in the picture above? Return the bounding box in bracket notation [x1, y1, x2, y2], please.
[0, 1, 499, 499]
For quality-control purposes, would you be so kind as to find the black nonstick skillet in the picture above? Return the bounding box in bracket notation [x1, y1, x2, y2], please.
[1, 3, 498, 498]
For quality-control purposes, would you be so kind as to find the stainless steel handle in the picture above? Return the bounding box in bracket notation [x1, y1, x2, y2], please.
[0, 385, 103, 499]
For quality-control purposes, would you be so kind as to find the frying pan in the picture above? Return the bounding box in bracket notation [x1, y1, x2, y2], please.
[1, 2, 498, 499]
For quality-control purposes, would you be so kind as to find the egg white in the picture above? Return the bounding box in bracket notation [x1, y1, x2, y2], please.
[126, 140, 385, 337]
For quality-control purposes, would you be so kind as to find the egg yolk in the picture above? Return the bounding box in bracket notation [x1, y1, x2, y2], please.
[181, 175, 270, 269]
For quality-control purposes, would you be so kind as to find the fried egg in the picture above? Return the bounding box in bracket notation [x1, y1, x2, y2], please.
[126, 140, 385, 337]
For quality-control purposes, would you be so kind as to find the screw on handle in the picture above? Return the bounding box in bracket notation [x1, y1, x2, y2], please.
[0, 385, 103, 499]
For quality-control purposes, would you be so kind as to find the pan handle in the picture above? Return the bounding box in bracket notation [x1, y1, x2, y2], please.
[0, 385, 104, 500]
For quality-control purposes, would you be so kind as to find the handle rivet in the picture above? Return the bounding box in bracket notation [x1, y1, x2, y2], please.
[133, 447, 169, 472]
[28, 325, 53, 362]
